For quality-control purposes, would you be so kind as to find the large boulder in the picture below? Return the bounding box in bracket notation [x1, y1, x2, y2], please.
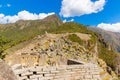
[0, 59, 17, 80]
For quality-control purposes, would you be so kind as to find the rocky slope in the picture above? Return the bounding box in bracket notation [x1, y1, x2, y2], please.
[88, 27, 120, 53]
[0, 59, 17, 80]
[88, 27, 120, 76]
[4, 33, 119, 80]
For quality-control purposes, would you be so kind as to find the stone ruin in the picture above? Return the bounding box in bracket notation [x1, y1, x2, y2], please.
[13, 60, 101, 80]
[3, 53, 102, 80]
[2, 33, 110, 80]
[4, 53, 68, 68]
[5, 53, 39, 67]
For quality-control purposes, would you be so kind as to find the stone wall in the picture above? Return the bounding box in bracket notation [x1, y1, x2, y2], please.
[5, 54, 68, 67]
[13, 63, 101, 80]
[5, 54, 39, 67]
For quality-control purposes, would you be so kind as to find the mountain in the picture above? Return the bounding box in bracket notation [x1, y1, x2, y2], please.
[0, 14, 62, 55]
[0, 14, 120, 79]
[88, 27, 120, 53]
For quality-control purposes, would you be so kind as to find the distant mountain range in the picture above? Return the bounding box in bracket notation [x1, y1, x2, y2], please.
[88, 27, 120, 53]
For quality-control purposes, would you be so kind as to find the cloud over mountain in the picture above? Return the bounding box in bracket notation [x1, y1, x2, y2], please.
[97, 23, 120, 33]
[0, 10, 55, 24]
[60, 0, 106, 17]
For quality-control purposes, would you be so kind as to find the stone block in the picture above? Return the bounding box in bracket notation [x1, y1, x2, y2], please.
[37, 71, 49, 74]
[38, 77, 53, 80]
[18, 76, 27, 80]
[45, 73, 55, 77]
[21, 72, 33, 76]
[92, 75, 100, 79]
[30, 78, 38, 80]
[56, 66, 66, 70]
[14, 69, 27, 75]
[53, 75, 63, 79]
[29, 67, 43, 72]
[30, 75, 43, 79]
[72, 68, 81, 71]
[43, 68, 51, 72]
[64, 76, 74, 80]
[47, 66, 57, 71]
[50, 70, 60, 73]
[74, 76, 84, 79]
[91, 72, 99, 75]
[84, 75, 92, 79]
[67, 66, 76, 69]
[53, 78, 65, 80]
[79, 70, 86, 73]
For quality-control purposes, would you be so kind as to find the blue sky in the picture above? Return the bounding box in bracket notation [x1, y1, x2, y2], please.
[0, 0, 120, 32]
[0, 0, 61, 15]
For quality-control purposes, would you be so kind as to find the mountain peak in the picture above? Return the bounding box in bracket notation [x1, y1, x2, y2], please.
[43, 14, 63, 26]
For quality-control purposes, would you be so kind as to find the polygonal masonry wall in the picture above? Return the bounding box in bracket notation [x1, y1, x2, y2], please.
[13, 63, 101, 80]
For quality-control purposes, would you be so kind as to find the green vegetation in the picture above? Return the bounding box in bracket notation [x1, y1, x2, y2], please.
[68, 34, 84, 45]
[0, 15, 62, 55]
[98, 42, 118, 71]
[0, 21, 58, 44]
[51, 22, 97, 44]
[0, 36, 10, 58]
[52, 22, 93, 34]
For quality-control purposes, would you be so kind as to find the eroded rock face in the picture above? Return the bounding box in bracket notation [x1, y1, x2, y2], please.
[0, 59, 17, 80]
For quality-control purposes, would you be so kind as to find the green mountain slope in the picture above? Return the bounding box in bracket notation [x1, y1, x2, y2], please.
[0, 14, 62, 53]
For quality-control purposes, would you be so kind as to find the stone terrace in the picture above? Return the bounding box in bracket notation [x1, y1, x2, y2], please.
[13, 63, 101, 80]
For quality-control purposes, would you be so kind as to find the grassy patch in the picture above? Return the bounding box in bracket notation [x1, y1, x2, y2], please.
[67, 34, 84, 45]
[98, 42, 118, 71]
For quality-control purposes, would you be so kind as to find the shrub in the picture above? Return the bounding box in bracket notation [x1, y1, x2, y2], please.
[0, 36, 10, 59]
[67, 34, 84, 45]
[98, 42, 118, 71]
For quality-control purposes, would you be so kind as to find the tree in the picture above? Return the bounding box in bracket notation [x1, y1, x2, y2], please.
[0, 36, 9, 59]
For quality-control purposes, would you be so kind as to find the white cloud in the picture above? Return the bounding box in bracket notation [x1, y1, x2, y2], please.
[97, 23, 120, 33]
[60, 0, 106, 17]
[0, 10, 55, 24]
[63, 19, 74, 23]
[7, 4, 11, 7]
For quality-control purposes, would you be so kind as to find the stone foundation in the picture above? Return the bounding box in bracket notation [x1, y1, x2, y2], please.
[13, 63, 101, 80]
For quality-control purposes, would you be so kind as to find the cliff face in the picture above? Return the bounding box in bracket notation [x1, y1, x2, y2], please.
[88, 27, 120, 76]
[88, 27, 120, 53]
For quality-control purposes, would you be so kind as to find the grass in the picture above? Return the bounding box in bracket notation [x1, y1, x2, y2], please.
[51, 22, 97, 44]
[67, 34, 85, 45]
[98, 41, 118, 71]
